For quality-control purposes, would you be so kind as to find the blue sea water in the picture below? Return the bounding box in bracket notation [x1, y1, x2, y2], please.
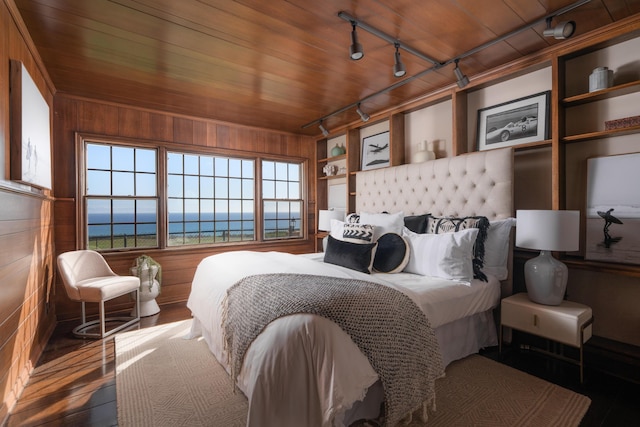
[88, 212, 298, 237]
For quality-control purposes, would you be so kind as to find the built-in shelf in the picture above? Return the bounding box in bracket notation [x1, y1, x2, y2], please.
[318, 173, 347, 180]
[562, 125, 640, 143]
[318, 154, 347, 163]
[512, 139, 552, 151]
[563, 80, 640, 107]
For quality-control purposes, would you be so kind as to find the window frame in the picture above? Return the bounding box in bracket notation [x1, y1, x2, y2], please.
[76, 134, 307, 252]
[261, 159, 305, 241]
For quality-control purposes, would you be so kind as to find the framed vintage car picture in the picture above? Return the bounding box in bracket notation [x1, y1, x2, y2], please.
[476, 91, 551, 151]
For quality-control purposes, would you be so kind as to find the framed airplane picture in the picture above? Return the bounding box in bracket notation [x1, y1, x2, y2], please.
[361, 131, 390, 171]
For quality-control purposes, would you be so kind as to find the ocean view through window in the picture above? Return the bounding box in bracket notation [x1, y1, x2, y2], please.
[85, 143, 158, 250]
[262, 160, 302, 239]
[82, 138, 306, 251]
[167, 152, 255, 245]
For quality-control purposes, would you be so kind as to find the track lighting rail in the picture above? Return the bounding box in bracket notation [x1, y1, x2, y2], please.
[337, 11, 441, 66]
[303, 0, 591, 133]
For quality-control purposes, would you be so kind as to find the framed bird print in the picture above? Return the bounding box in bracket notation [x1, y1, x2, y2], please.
[585, 152, 640, 264]
[361, 131, 390, 171]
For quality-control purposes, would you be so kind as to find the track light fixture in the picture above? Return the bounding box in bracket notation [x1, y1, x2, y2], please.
[543, 17, 576, 39]
[356, 104, 370, 122]
[306, 1, 590, 134]
[319, 121, 330, 137]
[453, 59, 469, 89]
[393, 43, 406, 78]
[349, 21, 364, 60]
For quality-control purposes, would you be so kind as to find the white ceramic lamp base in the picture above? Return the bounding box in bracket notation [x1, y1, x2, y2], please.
[524, 250, 568, 306]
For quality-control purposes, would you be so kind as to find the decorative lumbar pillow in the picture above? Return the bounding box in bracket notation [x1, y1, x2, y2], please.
[403, 214, 430, 234]
[483, 217, 516, 280]
[324, 235, 377, 274]
[426, 215, 490, 281]
[359, 211, 405, 241]
[342, 223, 375, 244]
[402, 227, 478, 283]
[373, 233, 410, 273]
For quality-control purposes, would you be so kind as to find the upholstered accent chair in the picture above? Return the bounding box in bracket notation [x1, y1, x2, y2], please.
[57, 250, 140, 338]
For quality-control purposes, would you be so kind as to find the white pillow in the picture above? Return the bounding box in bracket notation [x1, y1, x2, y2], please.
[483, 218, 516, 280]
[402, 227, 478, 283]
[359, 211, 404, 241]
[329, 219, 345, 241]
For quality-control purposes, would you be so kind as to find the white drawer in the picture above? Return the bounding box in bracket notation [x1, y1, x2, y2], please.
[501, 293, 592, 347]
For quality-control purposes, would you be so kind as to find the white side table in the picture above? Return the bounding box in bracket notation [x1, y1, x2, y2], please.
[499, 293, 593, 383]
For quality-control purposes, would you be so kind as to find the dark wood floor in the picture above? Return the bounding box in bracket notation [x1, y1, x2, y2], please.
[7, 302, 640, 426]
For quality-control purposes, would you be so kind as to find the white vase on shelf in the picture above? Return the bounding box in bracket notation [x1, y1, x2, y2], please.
[130, 264, 161, 317]
[412, 141, 436, 164]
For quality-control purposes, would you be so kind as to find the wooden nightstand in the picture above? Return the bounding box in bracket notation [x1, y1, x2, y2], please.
[499, 293, 593, 383]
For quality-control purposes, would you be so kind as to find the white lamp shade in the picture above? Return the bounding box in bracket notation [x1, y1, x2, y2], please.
[318, 209, 344, 232]
[516, 210, 579, 252]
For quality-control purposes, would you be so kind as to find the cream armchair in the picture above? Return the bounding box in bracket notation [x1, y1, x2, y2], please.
[57, 250, 140, 338]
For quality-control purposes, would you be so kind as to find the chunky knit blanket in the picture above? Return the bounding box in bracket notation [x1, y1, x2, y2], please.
[222, 273, 445, 427]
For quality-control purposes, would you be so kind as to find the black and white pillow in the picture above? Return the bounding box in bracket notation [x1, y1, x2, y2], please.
[373, 233, 410, 273]
[342, 223, 375, 244]
[426, 215, 490, 281]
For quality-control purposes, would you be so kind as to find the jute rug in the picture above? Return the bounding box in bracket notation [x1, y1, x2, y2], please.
[116, 320, 590, 426]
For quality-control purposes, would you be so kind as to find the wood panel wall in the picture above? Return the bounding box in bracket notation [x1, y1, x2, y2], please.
[0, 0, 57, 422]
[53, 94, 317, 321]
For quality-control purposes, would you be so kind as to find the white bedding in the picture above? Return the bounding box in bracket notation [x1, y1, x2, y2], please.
[187, 250, 500, 427]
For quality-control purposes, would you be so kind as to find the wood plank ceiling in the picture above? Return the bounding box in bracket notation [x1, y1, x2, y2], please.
[15, 0, 640, 137]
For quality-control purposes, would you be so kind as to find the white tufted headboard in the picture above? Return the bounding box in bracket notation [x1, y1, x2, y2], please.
[355, 147, 513, 221]
[355, 147, 514, 296]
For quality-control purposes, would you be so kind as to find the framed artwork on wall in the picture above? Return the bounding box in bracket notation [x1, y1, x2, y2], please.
[585, 152, 640, 265]
[361, 131, 390, 170]
[476, 91, 550, 151]
[10, 59, 52, 190]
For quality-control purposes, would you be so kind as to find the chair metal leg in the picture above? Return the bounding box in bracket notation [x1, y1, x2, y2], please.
[72, 290, 141, 339]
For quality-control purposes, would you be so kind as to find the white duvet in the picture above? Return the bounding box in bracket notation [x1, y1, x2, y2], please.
[187, 251, 500, 427]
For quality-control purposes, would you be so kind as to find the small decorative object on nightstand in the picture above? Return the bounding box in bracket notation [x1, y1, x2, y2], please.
[516, 210, 579, 305]
[500, 293, 593, 383]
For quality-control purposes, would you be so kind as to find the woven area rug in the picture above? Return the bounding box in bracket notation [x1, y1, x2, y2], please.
[116, 320, 590, 427]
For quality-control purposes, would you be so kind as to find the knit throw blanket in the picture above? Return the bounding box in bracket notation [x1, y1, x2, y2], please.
[222, 273, 445, 427]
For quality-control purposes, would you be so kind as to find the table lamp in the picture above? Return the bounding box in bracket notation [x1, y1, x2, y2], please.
[515, 210, 580, 305]
[318, 209, 344, 232]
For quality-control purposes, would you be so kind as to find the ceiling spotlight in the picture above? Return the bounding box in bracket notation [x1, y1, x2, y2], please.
[453, 59, 469, 89]
[543, 17, 576, 40]
[319, 121, 330, 137]
[393, 43, 406, 78]
[356, 104, 370, 122]
[349, 22, 364, 60]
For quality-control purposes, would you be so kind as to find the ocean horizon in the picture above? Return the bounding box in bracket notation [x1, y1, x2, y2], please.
[87, 212, 299, 238]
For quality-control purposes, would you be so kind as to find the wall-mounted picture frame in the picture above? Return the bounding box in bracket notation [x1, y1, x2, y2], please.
[361, 131, 390, 171]
[585, 152, 640, 265]
[10, 59, 52, 190]
[476, 90, 550, 151]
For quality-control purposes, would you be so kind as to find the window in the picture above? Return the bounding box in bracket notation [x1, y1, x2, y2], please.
[81, 138, 305, 251]
[167, 152, 255, 245]
[262, 160, 303, 240]
[85, 143, 158, 250]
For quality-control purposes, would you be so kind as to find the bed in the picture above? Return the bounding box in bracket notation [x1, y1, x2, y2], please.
[187, 147, 514, 427]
